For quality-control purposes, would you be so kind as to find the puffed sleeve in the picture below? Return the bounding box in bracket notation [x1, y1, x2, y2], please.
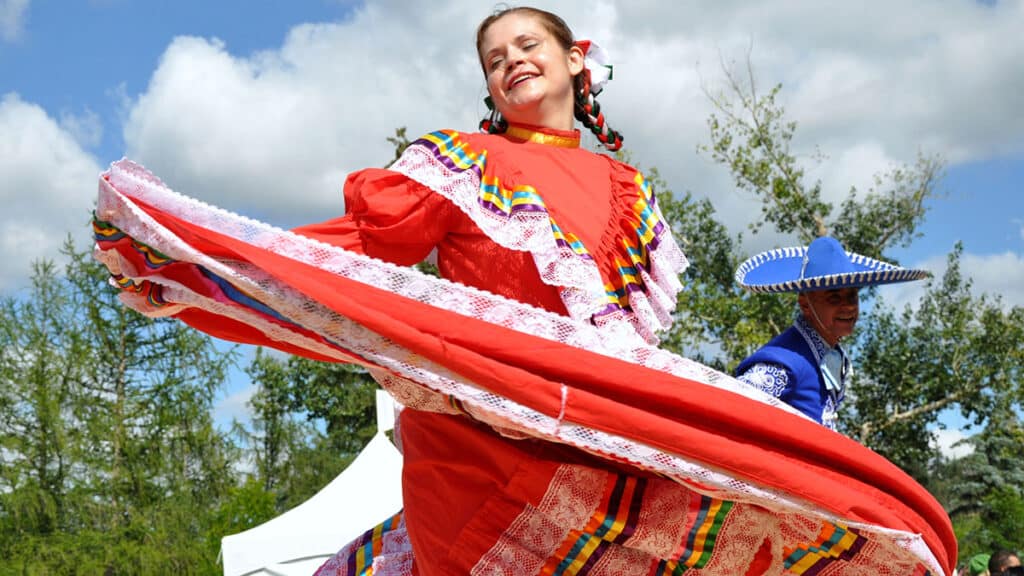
[291, 167, 460, 266]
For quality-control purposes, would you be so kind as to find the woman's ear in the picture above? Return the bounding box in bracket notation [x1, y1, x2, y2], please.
[567, 44, 585, 76]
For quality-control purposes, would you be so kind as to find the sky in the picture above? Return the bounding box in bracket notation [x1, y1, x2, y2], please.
[1, 0, 1021, 457]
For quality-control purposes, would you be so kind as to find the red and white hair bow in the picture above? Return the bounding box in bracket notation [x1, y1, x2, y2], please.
[574, 40, 613, 95]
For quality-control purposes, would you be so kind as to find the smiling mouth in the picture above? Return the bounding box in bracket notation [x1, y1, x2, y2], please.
[508, 74, 536, 90]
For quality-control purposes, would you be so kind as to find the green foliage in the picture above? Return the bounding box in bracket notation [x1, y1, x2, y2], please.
[938, 414, 1024, 558]
[0, 260, 79, 540]
[242, 349, 305, 494]
[700, 61, 936, 249]
[978, 485, 1024, 552]
[848, 246, 1024, 458]
[206, 477, 278, 548]
[677, 62, 945, 377]
[236, 351, 379, 514]
[385, 126, 412, 168]
[0, 239, 236, 574]
[829, 154, 943, 259]
[702, 79, 830, 241]
[280, 357, 379, 456]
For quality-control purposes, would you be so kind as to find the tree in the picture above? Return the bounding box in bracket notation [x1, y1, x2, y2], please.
[0, 239, 238, 574]
[386, 126, 412, 168]
[850, 246, 1024, 467]
[66, 238, 238, 570]
[647, 58, 1024, 487]
[700, 58, 940, 256]
[235, 351, 379, 514]
[931, 411, 1024, 558]
[643, 60, 942, 371]
[241, 349, 307, 495]
[283, 358, 378, 458]
[0, 259, 82, 547]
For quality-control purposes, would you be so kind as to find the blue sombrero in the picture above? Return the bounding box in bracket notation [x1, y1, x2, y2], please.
[735, 236, 932, 294]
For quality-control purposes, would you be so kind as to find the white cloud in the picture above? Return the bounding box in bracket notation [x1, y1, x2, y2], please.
[930, 427, 975, 460]
[806, 142, 896, 205]
[117, 0, 1023, 249]
[960, 250, 1024, 307]
[0, 93, 102, 291]
[0, 0, 29, 42]
[885, 249, 1024, 313]
[122, 2, 488, 225]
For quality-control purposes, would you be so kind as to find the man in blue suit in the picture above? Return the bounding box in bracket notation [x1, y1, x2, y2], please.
[733, 236, 930, 431]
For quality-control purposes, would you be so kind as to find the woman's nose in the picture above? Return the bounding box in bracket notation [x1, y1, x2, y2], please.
[506, 47, 526, 67]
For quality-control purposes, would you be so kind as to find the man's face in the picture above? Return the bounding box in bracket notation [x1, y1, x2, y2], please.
[798, 287, 860, 347]
[998, 554, 1022, 574]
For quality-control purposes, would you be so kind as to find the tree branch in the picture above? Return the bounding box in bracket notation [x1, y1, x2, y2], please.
[858, 388, 970, 442]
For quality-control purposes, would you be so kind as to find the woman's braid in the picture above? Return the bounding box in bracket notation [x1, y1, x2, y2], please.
[573, 71, 623, 151]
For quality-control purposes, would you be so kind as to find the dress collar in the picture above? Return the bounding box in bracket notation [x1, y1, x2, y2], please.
[503, 123, 581, 148]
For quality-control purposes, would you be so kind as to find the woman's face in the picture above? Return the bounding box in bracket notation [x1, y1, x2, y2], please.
[479, 12, 583, 130]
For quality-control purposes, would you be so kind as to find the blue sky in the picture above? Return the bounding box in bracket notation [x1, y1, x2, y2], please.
[2, 0, 1022, 454]
[919, 154, 1023, 254]
[2, 1, 358, 161]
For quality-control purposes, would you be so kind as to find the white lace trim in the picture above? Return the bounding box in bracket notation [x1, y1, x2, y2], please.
[97, 160, 772, 409]
[390, 139, 689, 343]
[93, 159, 944, 576]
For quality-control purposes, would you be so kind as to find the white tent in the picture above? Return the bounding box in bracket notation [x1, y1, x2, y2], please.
[221, 390, 404, 576]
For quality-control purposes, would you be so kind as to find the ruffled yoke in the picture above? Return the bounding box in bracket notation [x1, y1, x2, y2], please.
[389, 123, 689, 343]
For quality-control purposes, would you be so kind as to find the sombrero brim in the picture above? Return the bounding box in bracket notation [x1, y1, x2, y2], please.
[735, 246, 932, 294]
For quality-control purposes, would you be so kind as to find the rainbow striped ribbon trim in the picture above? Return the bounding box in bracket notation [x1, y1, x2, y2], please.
[652, 495, 734, 575]
[411, 131, 670, 315]
[343, 511, 404, 576]
[94, 216, 174, 269]
[783, 522, 866, 575]
[539, 477, 734, 575]
[542, 475, 648, 575]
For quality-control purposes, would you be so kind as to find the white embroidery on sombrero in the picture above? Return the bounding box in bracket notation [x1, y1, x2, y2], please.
[735, 237, 931, 294]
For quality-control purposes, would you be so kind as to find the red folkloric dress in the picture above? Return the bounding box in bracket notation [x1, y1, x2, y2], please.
[93, 124, 956, 576]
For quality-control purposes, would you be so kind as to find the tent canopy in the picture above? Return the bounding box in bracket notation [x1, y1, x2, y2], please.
[221, 390, 403, 576]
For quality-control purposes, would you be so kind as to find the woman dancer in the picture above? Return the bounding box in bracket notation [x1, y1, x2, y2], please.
[93, 7, 955, 575]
